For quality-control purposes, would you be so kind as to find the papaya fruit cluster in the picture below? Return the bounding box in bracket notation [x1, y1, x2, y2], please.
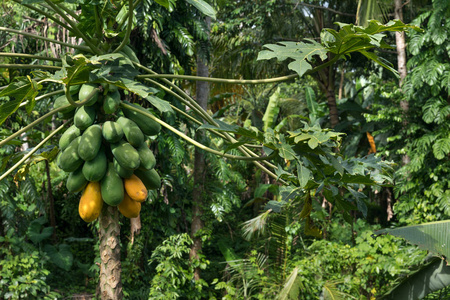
[56, 83, 162, 222]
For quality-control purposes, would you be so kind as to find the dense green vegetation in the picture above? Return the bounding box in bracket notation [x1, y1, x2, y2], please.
[0, 0, 449, 299]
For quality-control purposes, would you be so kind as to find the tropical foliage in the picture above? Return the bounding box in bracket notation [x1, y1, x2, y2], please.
[0, 0, 449, 299]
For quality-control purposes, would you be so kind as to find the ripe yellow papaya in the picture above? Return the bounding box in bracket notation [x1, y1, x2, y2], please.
[118, 192, 141, 218]
[124, 174, 147, 202]
[79, 181, 103, 222]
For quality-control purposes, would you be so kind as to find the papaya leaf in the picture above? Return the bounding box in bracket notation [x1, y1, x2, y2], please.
[198, 119, 264, 142]
[185, 0, 216, 19]
[360, 50, 399, 78]
[0, 77, 40, 126]
[44, 244, 73, 271]
[297, 162, 311, 188]
[257, 40, 327, 77]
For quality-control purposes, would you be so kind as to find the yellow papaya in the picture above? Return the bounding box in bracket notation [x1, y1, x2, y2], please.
[118, 192, 141, 218]
[124, 174, 148, 202]
[79, 181, 103, 222]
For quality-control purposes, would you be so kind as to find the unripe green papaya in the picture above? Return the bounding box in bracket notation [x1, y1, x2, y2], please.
[101, 162, 124, 206]
[53, 95, 76, 117]
[78, 124, 102, 161]
[116, 117, 145, 147]
[59, 136, 83, 172]
[102, 121, 124, 143]
[74, 106, 96, 130]
[82, 148, 107, 182]
[103, 90, 121, 114]
[137, 143, 156, 170]
[79, 83, 99, 106]
[111, 140, 140, 170]
[59, 124, 81, 151]
[67, 166, 88, 193]
[122, 102, 161, 136]
[113, 158, 134, 179]
[134, 168, 161, 190]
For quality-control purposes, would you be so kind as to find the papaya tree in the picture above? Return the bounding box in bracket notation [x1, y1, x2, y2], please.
[0, 0, 421, 298]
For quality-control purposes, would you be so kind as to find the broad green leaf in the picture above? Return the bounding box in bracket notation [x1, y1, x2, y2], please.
[257, 40, 327, 77]
[305, 86, 317, 115]
[199, 120, 265, 142]
[384, 258, 450, 300]
[433, 138, 450, 160]
[341, 174, 375, 185]
[360, 50, 399, 78]
[297, 162, 311, 188]
[348, 187, 367, 217]
[185, 0, 217, 19]
[27, 220, 53, 244]
[0, 77, 40, 126]
[44, 244, 73, 271]
[276, 136, 297, 160]
[377, 220, 450, 259]
[154, 0, 170, 9]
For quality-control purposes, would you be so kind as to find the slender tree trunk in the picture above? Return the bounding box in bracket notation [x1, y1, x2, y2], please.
[190, 16, 210, 281]
[394, 0, 410, 165]
[98, 205, 122, 299]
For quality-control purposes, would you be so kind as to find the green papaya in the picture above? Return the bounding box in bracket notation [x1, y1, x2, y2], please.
[66, 166, 88, 193]
[116, 117, 145, 147]
[137, 143, 156, 170]
[79, 83, 99, 106]
[74, 106, 96, 130]
[103, 90, 121, 114]
[101, 162, 124, 206]
[122, 102, 161, 136]
[82, 148, 107, 182]
[59, 136, 83, 172]
[134, 168, 161, 190]
[78, 124, 102, 161]
[102, 121, 124, 143]
[111, 140, 140, 170]
[53, 95, 76, 115]
[59, 124, 81, 151]
[113, 158, 134, 179]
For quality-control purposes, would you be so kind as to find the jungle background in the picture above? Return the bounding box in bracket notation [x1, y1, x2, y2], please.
[1, 0, 450, 299]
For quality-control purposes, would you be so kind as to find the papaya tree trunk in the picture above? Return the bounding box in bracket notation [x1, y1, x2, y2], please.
[98, 205, 122, 299]
[190, 16, 210, 281]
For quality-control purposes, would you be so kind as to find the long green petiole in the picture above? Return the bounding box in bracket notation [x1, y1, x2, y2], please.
[0, 95, 94, 148]
[138, 73, 298, 84]
[0, 64, 61, 71]
[11, 0, 74, 33]
[0, 27, 90, 52]
[20, 90, 66, 108]
[138, 66, 279, 170]
[112, 0, 134, 53]
[120, 102, 275, 162]
[0, 123, 67, 182]
[43, 0, 102, 55]
[0, 53, 62, 62]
